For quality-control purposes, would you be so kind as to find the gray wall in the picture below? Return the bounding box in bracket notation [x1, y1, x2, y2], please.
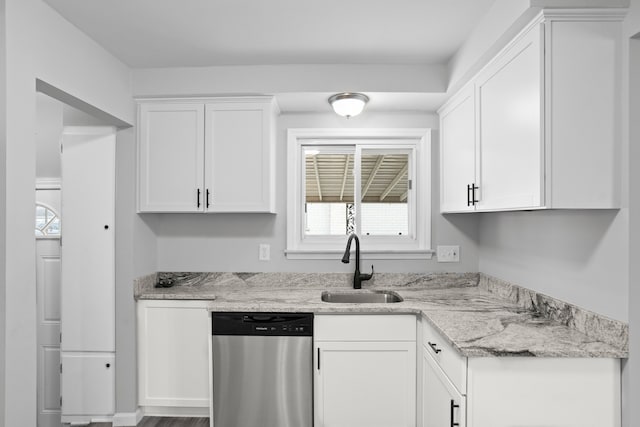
[478, 210, 628, 321]
[35, 93, 62, 179]
[0, 0, 6, 423]
[115, 128, 141, 414]
[624, 3, 640, 426]
[147, 111, 479, 273]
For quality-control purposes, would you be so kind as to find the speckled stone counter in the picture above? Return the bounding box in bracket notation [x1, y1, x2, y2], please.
[134, 271, 628, 358]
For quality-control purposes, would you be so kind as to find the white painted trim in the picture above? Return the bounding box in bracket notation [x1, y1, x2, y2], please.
[62, 125, 117, 136]
[134, 95, 281, 115]
[112, 408, 144, 426]
[284, 249, 434, 260]
[286, 128, 432, 260]
[541, 8, 627, 21]
[35, 178, 61, 190]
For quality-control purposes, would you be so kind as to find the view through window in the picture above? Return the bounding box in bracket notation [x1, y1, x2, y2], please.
[304, 147, 410, 238]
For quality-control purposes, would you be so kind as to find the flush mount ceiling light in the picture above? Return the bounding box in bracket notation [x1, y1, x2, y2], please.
[328, 92, 369, 118]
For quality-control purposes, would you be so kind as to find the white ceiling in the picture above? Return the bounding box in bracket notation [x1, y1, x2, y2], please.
[43, 0, 496, 69]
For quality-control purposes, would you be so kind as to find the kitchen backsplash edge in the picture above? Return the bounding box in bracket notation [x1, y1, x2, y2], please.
[479, 273, 628, 350]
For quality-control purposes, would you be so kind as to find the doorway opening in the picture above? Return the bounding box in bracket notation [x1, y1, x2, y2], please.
[34, 86, 121, 427]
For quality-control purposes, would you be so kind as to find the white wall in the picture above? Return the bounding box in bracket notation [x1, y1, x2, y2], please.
[150, 111, 480, 273]
[3, 0, 133, 424]
[447, 0, 531, 92]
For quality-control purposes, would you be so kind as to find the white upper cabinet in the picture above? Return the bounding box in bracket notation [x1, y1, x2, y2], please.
[204, 101, 275, 212]
[138, 103, 205, 212]
[138, 97, 278, 213]
[440, 84, 476, 212]
[439, 10, 623, 213]
[476, 23, 543, 211]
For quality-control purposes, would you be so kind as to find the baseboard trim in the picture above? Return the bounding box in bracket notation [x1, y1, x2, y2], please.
[141, 405, 210, 417]
[113, 408, 144, 426]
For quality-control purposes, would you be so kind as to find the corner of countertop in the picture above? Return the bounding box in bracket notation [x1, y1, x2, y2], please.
[478, 273, 629, 353]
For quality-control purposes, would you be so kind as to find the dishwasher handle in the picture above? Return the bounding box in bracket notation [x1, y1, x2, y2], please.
[243, 314, 282, 323]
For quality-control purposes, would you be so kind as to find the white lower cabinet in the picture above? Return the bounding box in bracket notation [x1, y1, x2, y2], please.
[137, 300, 210, 415]
[60, 353, 115, 417]
[419, 317, 621, 427]
[422, 350, 465, 427]
[314, 315, 416, 427]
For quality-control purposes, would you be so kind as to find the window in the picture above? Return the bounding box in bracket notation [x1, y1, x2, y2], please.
[35, 203, 61, 238]
[287, 129, 432, 259]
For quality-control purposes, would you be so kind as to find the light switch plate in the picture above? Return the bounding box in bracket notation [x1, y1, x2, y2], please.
[437, 245, 460, 262]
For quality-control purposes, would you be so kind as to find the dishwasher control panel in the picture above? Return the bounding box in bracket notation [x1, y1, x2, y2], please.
[212, 312, 313, 336]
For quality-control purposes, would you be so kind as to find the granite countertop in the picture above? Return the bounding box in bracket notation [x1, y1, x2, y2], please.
[135, 271, 629, 358]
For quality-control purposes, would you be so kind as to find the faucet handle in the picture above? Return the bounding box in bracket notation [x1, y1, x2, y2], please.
[361, 265, 374, 281]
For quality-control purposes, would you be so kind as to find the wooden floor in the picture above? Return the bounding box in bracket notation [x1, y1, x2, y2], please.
[89, 417, 209, 427]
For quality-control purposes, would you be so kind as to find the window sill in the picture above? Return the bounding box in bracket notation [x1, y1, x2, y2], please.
[284, 249, 434, 260]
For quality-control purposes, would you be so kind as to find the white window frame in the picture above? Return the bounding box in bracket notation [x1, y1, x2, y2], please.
[286, 128, 432, 260]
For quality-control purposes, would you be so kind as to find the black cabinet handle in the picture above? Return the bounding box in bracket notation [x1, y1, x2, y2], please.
[428, 342, 442, 354]
[472, 183, 479, 205]
[197, 189, 201, 208]
[466, 184, 472, 206]
[206, 189, 211, 208]
[317, 348, 320, 370]
[450, 400, 460, 427]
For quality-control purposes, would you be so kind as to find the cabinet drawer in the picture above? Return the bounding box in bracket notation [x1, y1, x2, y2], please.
[315, 315, 416, 341]
[422, 317, 467, 394]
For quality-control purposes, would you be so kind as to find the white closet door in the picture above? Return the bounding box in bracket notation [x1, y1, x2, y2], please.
[60, 126, 115, 352]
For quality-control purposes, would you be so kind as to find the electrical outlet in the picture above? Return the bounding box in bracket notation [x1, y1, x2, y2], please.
[259, 244, 270, 261]
[437, 245, 460, 262]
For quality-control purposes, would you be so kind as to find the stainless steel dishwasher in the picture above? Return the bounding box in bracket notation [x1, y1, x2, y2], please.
[211, 312, 313, 427]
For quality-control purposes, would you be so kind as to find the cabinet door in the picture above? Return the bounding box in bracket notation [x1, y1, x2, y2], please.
[476, 24, 543, 210]
[137, 302, 210, 408]
[422, 349, 465, 427]
[204, 102, 274, 212]
[315, 341, 416, 427]
[440, 85, 476, 213]
[61, 127, 115, 352]
[61, 353, 115, 417]
[138, 103, 205, 212]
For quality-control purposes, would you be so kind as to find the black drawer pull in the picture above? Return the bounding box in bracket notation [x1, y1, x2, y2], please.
[428, 342, 442, 354]
[450, 399, 460, 427]
[197, 188, 201, 208]
[467, 184, 472, 206]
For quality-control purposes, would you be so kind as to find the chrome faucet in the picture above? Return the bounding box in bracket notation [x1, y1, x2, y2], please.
[341, 233, 374, 289]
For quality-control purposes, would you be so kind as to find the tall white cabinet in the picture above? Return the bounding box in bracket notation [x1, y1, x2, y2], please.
[60, 127, 116, 424]
[138, 96, 278, 213]
[439, 9, 623, 212]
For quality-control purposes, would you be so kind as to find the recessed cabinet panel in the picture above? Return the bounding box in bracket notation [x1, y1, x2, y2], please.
[204, 103, 272, 212]
[315, 341, 416, 427]
[440, 85, 476, 213]
[137, 301, 210, 408]
[476, 24, 543, 210]
[422, 350, 465, 427]
[138, 103, 205, 212]
[61, 353, 115, 416]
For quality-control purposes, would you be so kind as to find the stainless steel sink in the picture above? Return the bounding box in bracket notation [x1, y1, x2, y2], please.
[321, 290, 403, 304]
